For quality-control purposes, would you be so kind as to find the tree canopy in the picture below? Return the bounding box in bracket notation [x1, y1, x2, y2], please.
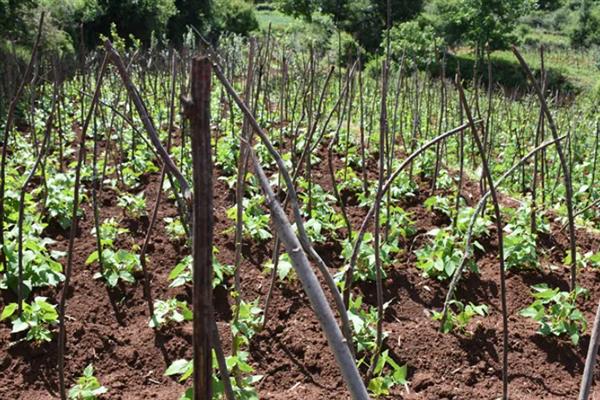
[0, 0, 258, 53]
[276, 0, 424, 52]
[427, 0, 535, 53]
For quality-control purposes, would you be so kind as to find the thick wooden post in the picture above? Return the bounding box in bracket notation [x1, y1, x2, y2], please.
[188, 55, 213, 400]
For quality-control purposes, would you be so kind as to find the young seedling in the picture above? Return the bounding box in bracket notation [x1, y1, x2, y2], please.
[44, 172, 84, 229]
[263, 252, 296, 282]
[149, 298, 193, 328]
[226, 194, 272, 242]
[86, 248, 141, 287]
[415, 228, 472, 281]
[232, 299, 263, 347]
[503, 204, 541, 270]
[347, 295, 408, 397]
[520, 284, 589, 345]
[1, 297, 59, 342]
[166, 351, 262, 400]
[433, 300, 489, 334]
[0, 222, 65, 295]
[117, 191, 147, 219]
[68, 364, 108, 399]
[341, 232, 400, 282]
[91, 218, 128, 248]
[168, 249, 233, 289]
[367, 350, 408, 397]
[424, 195, 453, 218]
[164, 216, 186, 242]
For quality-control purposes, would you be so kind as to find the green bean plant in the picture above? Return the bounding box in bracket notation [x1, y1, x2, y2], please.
[433, 300, 489, 334]
[340, 232, 400, 282]
[168, 249, 233, 289]
[68, 364, 108, 400]
[415, 228, 473, 281]
[149, 298, 193, 328]
[347, 295, 408, 397]
[117, 191, 147, 219]
[0, 220, 65, 295]
[86, 248, 141, 288]
[1, 297, 59, 342]
[520, 284, 589, 345]
[503, 202, 546, 270]
[263, 252, 296, 282]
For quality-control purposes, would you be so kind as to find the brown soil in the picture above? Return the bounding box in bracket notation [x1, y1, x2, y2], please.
[1, 139, 600, 400]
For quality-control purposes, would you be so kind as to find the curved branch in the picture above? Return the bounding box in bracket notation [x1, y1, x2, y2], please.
[513, 46, 578, 290]
[441, 135, 566, 326]
[344, 122, 474, 307]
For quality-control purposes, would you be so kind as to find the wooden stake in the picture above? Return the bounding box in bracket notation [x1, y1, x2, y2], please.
[187, 55, 214, 400]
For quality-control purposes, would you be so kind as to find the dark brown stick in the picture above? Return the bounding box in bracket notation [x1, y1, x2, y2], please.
[104, 40, 191, 203]
[456, 78, 509, 400]
[441, 135, 566, 327]
[187, 56, 213, 400]
[248, 148, 369, 400]
[345, 123, 474, 309]
[211, 59, 354, 353]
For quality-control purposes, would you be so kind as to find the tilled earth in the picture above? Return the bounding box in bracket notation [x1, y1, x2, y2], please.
[1, 141, 599, 400]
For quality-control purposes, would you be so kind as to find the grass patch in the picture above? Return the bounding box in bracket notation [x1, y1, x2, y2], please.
[436, 48, 591, 97]
[256, 10, 297, 31]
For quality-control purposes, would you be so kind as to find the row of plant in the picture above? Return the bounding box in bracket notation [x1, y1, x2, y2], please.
[0, 27, 598, 399]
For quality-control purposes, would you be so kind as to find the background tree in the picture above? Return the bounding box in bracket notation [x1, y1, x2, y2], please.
[0, 0, 36, 41]
[537, 0, 564, 11]
[213, 0, 259, 36]
[82, 0, 177, 48]
[428, 0, 535, 57]
[570, 0, 600, 48]
[167, 0, 211, 45]
[326, 0, 424, 52]
[388, 20, 440, 69]
[275, 0, 320, 22]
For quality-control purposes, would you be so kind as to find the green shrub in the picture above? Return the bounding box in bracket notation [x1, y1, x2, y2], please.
[434, 52, 577, 95]
[328, 30, 364, 63]
[214, 0, 259, 36]
[282, 12, 335, 52]
[388, 20, 441, 69]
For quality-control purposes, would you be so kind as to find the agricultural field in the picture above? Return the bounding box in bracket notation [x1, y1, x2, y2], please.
[1, 2, 600, 400]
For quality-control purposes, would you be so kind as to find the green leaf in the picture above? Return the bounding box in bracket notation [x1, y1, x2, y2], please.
[85, 251, 99, 265]
[83, 364, 94, 377]
[180, 362, 193, 382]
[107, 273, 119, 287]
[12, 318, 30, 333]
[168, 262, 188, 281]
[180, 388, 193, 400]
[165, 359, 192, 377]
[1, 303, 18, 321]
[571, 332, 580, 345]
[92, 386, 108, 395]
[393, 364, 408, 384]
[277, 258, 293, 282]
[520, 305, 541, 319]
